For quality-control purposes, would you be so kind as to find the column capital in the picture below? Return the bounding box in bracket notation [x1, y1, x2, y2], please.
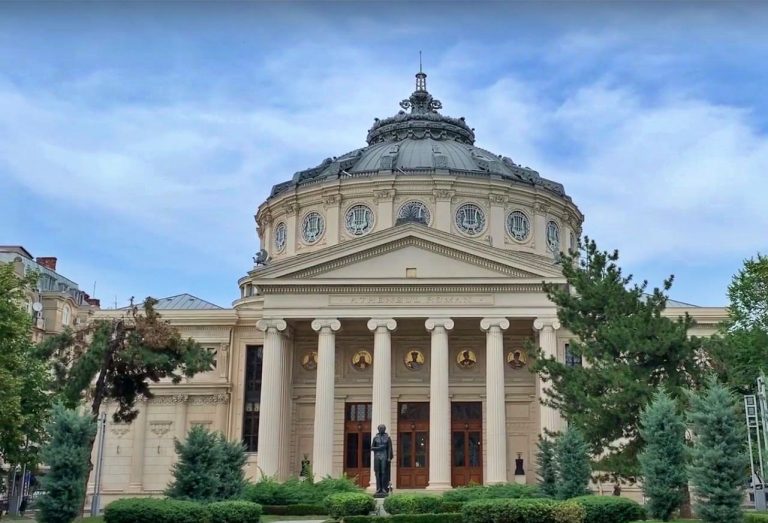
[425, 317, 454, 332]
[533, 317, 561, 331]
[367, 318, 397, 332]
[256, 319, 288, 332]
[480, 317, 510, 332]
[311, 318, 341, 332]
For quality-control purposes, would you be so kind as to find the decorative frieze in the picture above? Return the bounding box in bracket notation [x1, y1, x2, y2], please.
[109, 423, 131, 438]
[260, 283, 544, 295]
[149, 421, 173, 437]
[330, 294, 494, 306]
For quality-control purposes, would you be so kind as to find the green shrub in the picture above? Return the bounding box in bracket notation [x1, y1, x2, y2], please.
[462, 498, 561, 523]
[207, 500, 262, 523]
[104, 498, 210, 523]
[383, 494, 442, 514]
[552, 501, 585, 523]
[261, 503, 328, 515]
[746, 513, 768, 523]
[442, 484, 542, 502]
[345, 515, 462, 523]
[437, 501, 464, 513]
[325, 492, 376, 519]
[243, 476, 361, 505]
[570, 496, 645, 523]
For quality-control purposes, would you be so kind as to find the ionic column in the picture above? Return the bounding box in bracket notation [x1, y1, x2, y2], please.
[425, 317, 454, 490]
[481, 317, 510, 484]
[311, 318, 341, 478]
[256, 319, 288, 477]
[128, 400, 147, 492]
[533, 318, 562, 437]
[367, 318, 397, 491]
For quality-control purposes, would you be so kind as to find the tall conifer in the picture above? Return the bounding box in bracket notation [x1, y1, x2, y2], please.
[638, 389, 687, 521]
[555, 427, 591, 500]
[536, 437, 558, 497]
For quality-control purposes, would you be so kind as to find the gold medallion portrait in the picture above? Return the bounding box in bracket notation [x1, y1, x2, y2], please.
[507, 349, 527, 369]
[456, 349, 477, 368]
[301, 351, 318, 371]
[351, 350, 372, 370]
[403, 349, 425, 370]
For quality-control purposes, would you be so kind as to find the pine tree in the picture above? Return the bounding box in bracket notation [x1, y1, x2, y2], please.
[638, 389, 687, 521]
[528, 238, 709, 478]
[166, 425, 246, 502]
[536, 436, 558, 498]
[555, 427, 591, 500]
[36, 405, 97, 523]
[687, 377, 748, 523]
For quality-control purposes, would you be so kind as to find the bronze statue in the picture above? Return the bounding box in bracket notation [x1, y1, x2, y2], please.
[370, 424, 393, 495]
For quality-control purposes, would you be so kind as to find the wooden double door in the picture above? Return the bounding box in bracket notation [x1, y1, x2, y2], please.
[397, 402, 430, 488]
[343, 403, 371, 487]
[451, 402, 483, 487]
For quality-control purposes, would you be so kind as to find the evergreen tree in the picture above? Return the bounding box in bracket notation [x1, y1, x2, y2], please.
[555, 427, 591, 500]
[36, 404, 97, 523]
[536, 436, 558, 498]
[638, 389, 687, 521]
[711, 254, 768, 393]
[528, 238, 709, 478]
[166, 425, 247, 502]
[687, 377, 748, 523]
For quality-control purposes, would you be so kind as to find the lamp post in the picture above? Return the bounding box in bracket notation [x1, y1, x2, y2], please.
[90, 412, 107, 516]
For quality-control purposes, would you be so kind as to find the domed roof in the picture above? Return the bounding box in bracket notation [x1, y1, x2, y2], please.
[269, 71, 567, 200]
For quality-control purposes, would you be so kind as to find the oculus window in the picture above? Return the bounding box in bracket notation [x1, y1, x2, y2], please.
[345, 204, 374, 236]
[302, 211, 325, 244]
[506, 210, 531, 241]
[546, 220, 560, 253]
[274, 222, 287, 252]
[455, 203, 486, 236]
[398, 200, 431, 225]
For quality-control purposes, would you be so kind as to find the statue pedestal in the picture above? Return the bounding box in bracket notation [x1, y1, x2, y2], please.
[373, 492, 389, 499]
[514, 474, 526, 485]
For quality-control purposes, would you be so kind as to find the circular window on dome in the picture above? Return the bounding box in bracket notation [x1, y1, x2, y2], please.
[301, 211, 325, 244]
[274, 222, 287, 252]
[345, 204, 374, 236]
[546, 221, 560, 253]
[398, 200, 431, 225]
[455, 203, 486, 236]
[506, 210, 531, 242]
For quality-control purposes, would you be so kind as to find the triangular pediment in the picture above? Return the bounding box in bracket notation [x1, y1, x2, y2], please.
[251, 224, 564, 283]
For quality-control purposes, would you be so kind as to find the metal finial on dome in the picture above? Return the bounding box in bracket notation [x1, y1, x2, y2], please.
[400, 61, 442, 114]
[415, 51, 427, 92]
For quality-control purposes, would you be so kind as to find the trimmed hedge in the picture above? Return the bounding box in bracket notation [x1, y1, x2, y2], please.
[443, 484, 542, 502]
[345, 514, 463, 523]
[570, 496, 645, 523]
[242, 476, 361, 505]
[437, 501, 465, 513]
[325, 492, 376, 519]
[745, 513, 768, 523]
[104, 498, 210, 523]
[262, 503, 328, 515]
[462, 498, 583, 523]
[207, 500, 263, 523]
[383, 494, 442, 514]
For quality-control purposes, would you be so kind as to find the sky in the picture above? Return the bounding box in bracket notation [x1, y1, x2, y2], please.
[1, 1, 766, 308]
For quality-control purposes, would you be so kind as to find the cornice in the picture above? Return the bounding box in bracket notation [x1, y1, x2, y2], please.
[258, 283, 545, 295]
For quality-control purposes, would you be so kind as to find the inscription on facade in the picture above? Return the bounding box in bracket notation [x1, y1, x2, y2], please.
[329, 294, 494, 306]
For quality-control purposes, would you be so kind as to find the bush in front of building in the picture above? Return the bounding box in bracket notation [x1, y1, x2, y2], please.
[442, 483, 542, 502]
[261, 503, 329, 515]
[383, 494, 442, 514]
[745, 513, 768, 522]
[437, 501, 465, 513]
[242, 475, 361, 506]
[569, 496, 645, 523]
[462, 498, 582, 523]
[324, 492, 376, 519]
[206, 500, 263, 523]
[553, 428, 591, 501]
[345, 514, 463, 523]
[104, 497, 210, 523]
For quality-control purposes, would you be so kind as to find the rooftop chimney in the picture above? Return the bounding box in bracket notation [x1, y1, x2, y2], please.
[86, 298, 101, 308]
[36, 257, 58, 271]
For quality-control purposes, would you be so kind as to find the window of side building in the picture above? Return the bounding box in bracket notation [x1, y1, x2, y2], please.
[565, 343, 582, 368]
[242, 344, 264, 452]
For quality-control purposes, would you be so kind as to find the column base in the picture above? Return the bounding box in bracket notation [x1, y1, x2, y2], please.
[425, 482, 452, 491]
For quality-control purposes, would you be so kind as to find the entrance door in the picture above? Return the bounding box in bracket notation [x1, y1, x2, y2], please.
[343, 403, 371, 487]
[397, 402, 429, 488]
[451, 402, 483, 486]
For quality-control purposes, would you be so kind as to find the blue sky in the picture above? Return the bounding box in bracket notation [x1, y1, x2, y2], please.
[1, 1, 766, 308]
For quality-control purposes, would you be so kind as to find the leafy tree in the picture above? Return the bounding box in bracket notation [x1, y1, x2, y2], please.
[638, 389, 687, 521]
[711, 254, 768, 393]
[536, 436, 557, 498]
[0, 263, 52, 483]
[38, 297, 214, 506]
[687, 377, 748, 523]
[166, 425, 247, 502]
[528, 238, 709, 478]
[36, 404, 97, 523]
[555, 427, 591, 500]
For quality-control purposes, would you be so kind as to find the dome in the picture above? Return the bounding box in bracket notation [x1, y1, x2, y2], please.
[269, 71, 568, 201]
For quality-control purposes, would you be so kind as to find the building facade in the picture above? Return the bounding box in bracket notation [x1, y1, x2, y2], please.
[89, 72, 726, 502]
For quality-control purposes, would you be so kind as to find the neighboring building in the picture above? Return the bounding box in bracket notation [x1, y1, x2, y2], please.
[89, 72, 726, 503]
[0, 246, 99, 342]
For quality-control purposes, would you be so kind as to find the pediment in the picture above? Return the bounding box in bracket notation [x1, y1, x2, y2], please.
[251, 224, 564, 282]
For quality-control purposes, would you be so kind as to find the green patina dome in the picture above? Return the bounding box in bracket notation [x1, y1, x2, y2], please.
[269, 71, 568, 200]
